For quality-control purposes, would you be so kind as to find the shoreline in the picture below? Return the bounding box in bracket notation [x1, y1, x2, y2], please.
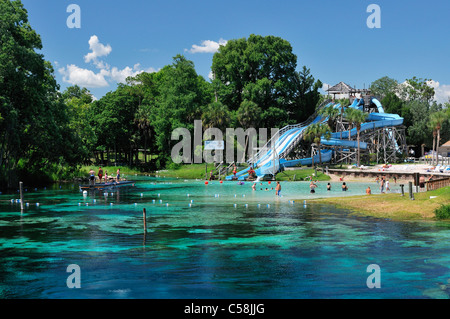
[306, 186, 450, 221]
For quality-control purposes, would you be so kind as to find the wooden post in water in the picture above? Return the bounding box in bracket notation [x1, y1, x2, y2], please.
[143, 208, 147, 233]
[19, 181, 24, 211]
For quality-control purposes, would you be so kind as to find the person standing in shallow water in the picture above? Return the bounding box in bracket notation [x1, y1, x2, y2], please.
[89, 168, 95, 185]
[98, 167, 103, 183]
[310, 181, 317, 193]
[275, 181, 281, 196]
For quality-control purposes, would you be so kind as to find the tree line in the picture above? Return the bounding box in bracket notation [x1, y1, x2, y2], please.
[370, 76, 450, 162]
[0, 1, 323, 187]
[1, 0, 448, 188]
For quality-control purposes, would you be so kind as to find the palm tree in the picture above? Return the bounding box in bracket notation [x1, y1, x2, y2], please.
[344, 108, 368, 167]
[304, 123, 332, 166]
[134, 104, 153, 164]
[201, 101, 231, 132]
[429, 110, 448, 166]
[319, 104, 340, 131]
[236, 100, 261, 162]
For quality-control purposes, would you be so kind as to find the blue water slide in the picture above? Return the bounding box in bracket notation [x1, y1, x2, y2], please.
[280, 149, 334, 168]
[226, 97, 405, 180]
[321, 138, 368, 150]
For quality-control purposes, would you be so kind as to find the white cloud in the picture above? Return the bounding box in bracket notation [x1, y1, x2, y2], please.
[427, 80, 450, 104]
[84, 35, 112, 64]
[109, 64, 157, 83]
[185, 38, 227, 54]
[59, 64, 109, 88]
[59, 36, 157, 88]
[321, 83, 331, 92]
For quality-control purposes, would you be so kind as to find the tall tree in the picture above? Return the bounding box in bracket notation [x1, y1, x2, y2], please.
[304, 123, 331, 166]
[429, 110, 448, 165]
[152, 55, 213, 167]
[345, 108, 368, 167]
[370, 76, 399, 100]
[236, 100, 262, 161]
[212, 34, 320, 126]
[319, 104, 340, 131]
[0, 0, 83, 186]
[399, 76, 435, 103]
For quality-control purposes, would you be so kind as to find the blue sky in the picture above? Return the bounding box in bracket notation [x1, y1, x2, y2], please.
[21, 0, 450, 103]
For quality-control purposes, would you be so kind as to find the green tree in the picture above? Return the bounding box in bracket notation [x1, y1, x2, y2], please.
[304, 123, 331, 166]
[406, 100, 432, 148]
[91, 84, 140, 165]
[429, 110, 448, 165]
[0, 0, 83, 186]
[370, 76, 399, 99]
[381, 91, 405, 115]
[292, 66, 323, 123]
[62, 85, 95, 163]
[319, 104, 340, 131]
[400, 76, 435, 103]
[152, 55, 213, 167]
[344, 108, 368, 167]
[202, 101, 231, 132]
[236, 100, 262, 161]
[212, 34, 320, 126]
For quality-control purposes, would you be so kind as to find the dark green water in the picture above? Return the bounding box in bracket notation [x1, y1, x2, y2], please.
[0, 177, 449, 299]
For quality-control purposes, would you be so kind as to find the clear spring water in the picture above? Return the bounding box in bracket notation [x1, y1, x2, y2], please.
[0, 177, 449, 299]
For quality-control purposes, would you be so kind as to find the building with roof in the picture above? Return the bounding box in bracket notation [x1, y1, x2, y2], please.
[325, 81, 371, 100]
[439, 140, 450, 157]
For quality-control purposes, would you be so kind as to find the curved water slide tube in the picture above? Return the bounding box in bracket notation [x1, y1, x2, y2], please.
[227, 98, 403, 180]
[226, 102, 335, 180]
[226, 102, 339, 180]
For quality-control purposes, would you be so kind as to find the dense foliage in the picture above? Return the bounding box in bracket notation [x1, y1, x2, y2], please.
[0, 0, 84, 187]
[1, 1, 448, 187]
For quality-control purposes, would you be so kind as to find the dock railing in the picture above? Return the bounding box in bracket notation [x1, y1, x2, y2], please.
[425, 177, 450, 191]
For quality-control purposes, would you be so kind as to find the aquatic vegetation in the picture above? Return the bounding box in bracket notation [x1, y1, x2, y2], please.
[435, 204, 450, 220]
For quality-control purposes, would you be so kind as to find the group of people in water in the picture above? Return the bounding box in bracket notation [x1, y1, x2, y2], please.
[88, 167, 121, 185]
[251, 181, 282, 196]
[249, 180, 352, 196]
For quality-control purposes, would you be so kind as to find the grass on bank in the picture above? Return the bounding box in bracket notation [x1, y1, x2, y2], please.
[310, 186, 450, 220]
[79, 165, 142, 178]
[157, 163, 222, 180]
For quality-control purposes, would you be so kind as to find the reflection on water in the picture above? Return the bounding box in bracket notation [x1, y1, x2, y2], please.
[0, 177, 449, 299]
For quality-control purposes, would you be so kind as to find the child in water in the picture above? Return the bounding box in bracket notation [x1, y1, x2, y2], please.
[310, 181, 317, 193]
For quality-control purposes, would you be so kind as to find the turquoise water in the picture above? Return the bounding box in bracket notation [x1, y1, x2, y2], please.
[0, 177, 449, 299]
